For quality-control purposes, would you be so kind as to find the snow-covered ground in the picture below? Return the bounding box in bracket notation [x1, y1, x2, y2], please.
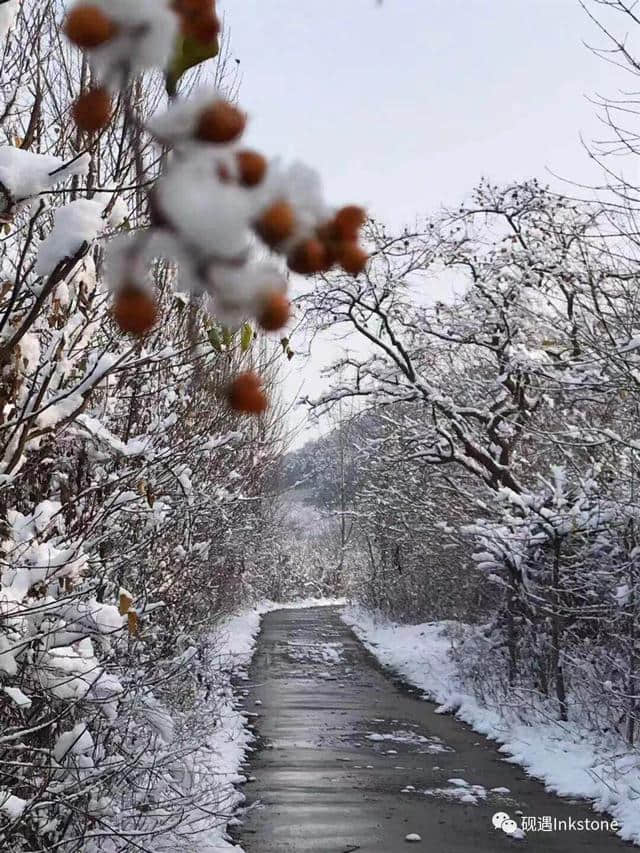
[188, 598, 344, 851]
[341, 605, 640, 846]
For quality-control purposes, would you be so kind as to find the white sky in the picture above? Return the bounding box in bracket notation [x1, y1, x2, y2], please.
[227, 0, 628, 446]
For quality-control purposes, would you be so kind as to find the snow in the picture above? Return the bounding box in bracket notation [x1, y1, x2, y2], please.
[54, 723, 94, 762]
[148, 88, 236, 144]
[1, 520, 88, 604]
[74, 414, 150, 457]
[286, 637, 344, 666]
[266, 597, 346, 609]
[3, 686, 32, 708]
[42, 645, 103, 700]
[108, 197, 129, 228]
[0, 0, 18, 39]
[0, 147, 89, 212]
[139, 694, 174, 744]
[36, 199, 106, 276]
[173, 603, 276, 851]
[133, 94, 340, 327]
[156, 151, 254, 261]
[0, 634, 18, 675]
[422, 787, 486, 806]
[183, 598, 346, 851]
[365, 730, 445, 750]
[0, 791, 28, 820]
[33, 393, 82, 429]
[320, 642, 343, 663]
[421, 782, 487, 805]
[90, 601, 123, 634]
[31, 499, 61, 533]
[275, 160, 332, 234]
[17, 333, 40, 374]
[342, 606, 640, 845]
[614, 583, 631, 606]
[88, 0, 178, 78]
[88, 671, 123, 721]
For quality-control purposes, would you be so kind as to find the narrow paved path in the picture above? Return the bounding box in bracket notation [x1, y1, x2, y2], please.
[235, 606, 633, 852]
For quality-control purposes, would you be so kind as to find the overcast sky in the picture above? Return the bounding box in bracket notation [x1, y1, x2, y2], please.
[227, 0, 626, 445]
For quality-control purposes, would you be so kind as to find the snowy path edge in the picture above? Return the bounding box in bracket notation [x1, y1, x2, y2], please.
[341, 605, 640, 847]
[195, 598, 345, 851]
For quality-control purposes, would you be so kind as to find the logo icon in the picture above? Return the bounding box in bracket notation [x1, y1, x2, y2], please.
[492, 812, 519, 835]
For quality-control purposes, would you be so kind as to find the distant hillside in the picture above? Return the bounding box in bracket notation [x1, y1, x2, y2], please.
[281, 409, 386, 509]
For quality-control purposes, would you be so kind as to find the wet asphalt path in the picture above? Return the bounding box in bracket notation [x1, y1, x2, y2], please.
[234, 606, 633, 852]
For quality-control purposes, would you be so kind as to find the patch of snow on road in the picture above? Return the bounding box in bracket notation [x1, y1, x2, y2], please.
[366, 728, 453, 753]
[367, 730, 428, 744]
[286, 640, 344, 665]
[422, 784, 487, 805]
[321, 642, 343, 663]
[365, 730, 452, 755]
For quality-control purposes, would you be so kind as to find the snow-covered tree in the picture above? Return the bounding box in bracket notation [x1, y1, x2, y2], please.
[300, 173, 640, 741]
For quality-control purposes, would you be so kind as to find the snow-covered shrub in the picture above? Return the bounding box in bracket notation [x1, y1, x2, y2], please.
[0, 1, 367, 848]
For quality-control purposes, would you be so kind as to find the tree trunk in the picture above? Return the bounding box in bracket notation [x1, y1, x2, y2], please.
[551, 536, 568, 722]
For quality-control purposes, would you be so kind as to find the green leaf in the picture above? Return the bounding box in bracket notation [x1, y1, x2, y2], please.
[240, 323, 253, 353]
[207, 328, 222, 352]
[221, 326, 234, 349]
[166, 33, 220, 96]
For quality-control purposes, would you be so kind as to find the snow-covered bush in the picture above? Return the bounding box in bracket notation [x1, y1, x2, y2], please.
[0, 1, 367, 848]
